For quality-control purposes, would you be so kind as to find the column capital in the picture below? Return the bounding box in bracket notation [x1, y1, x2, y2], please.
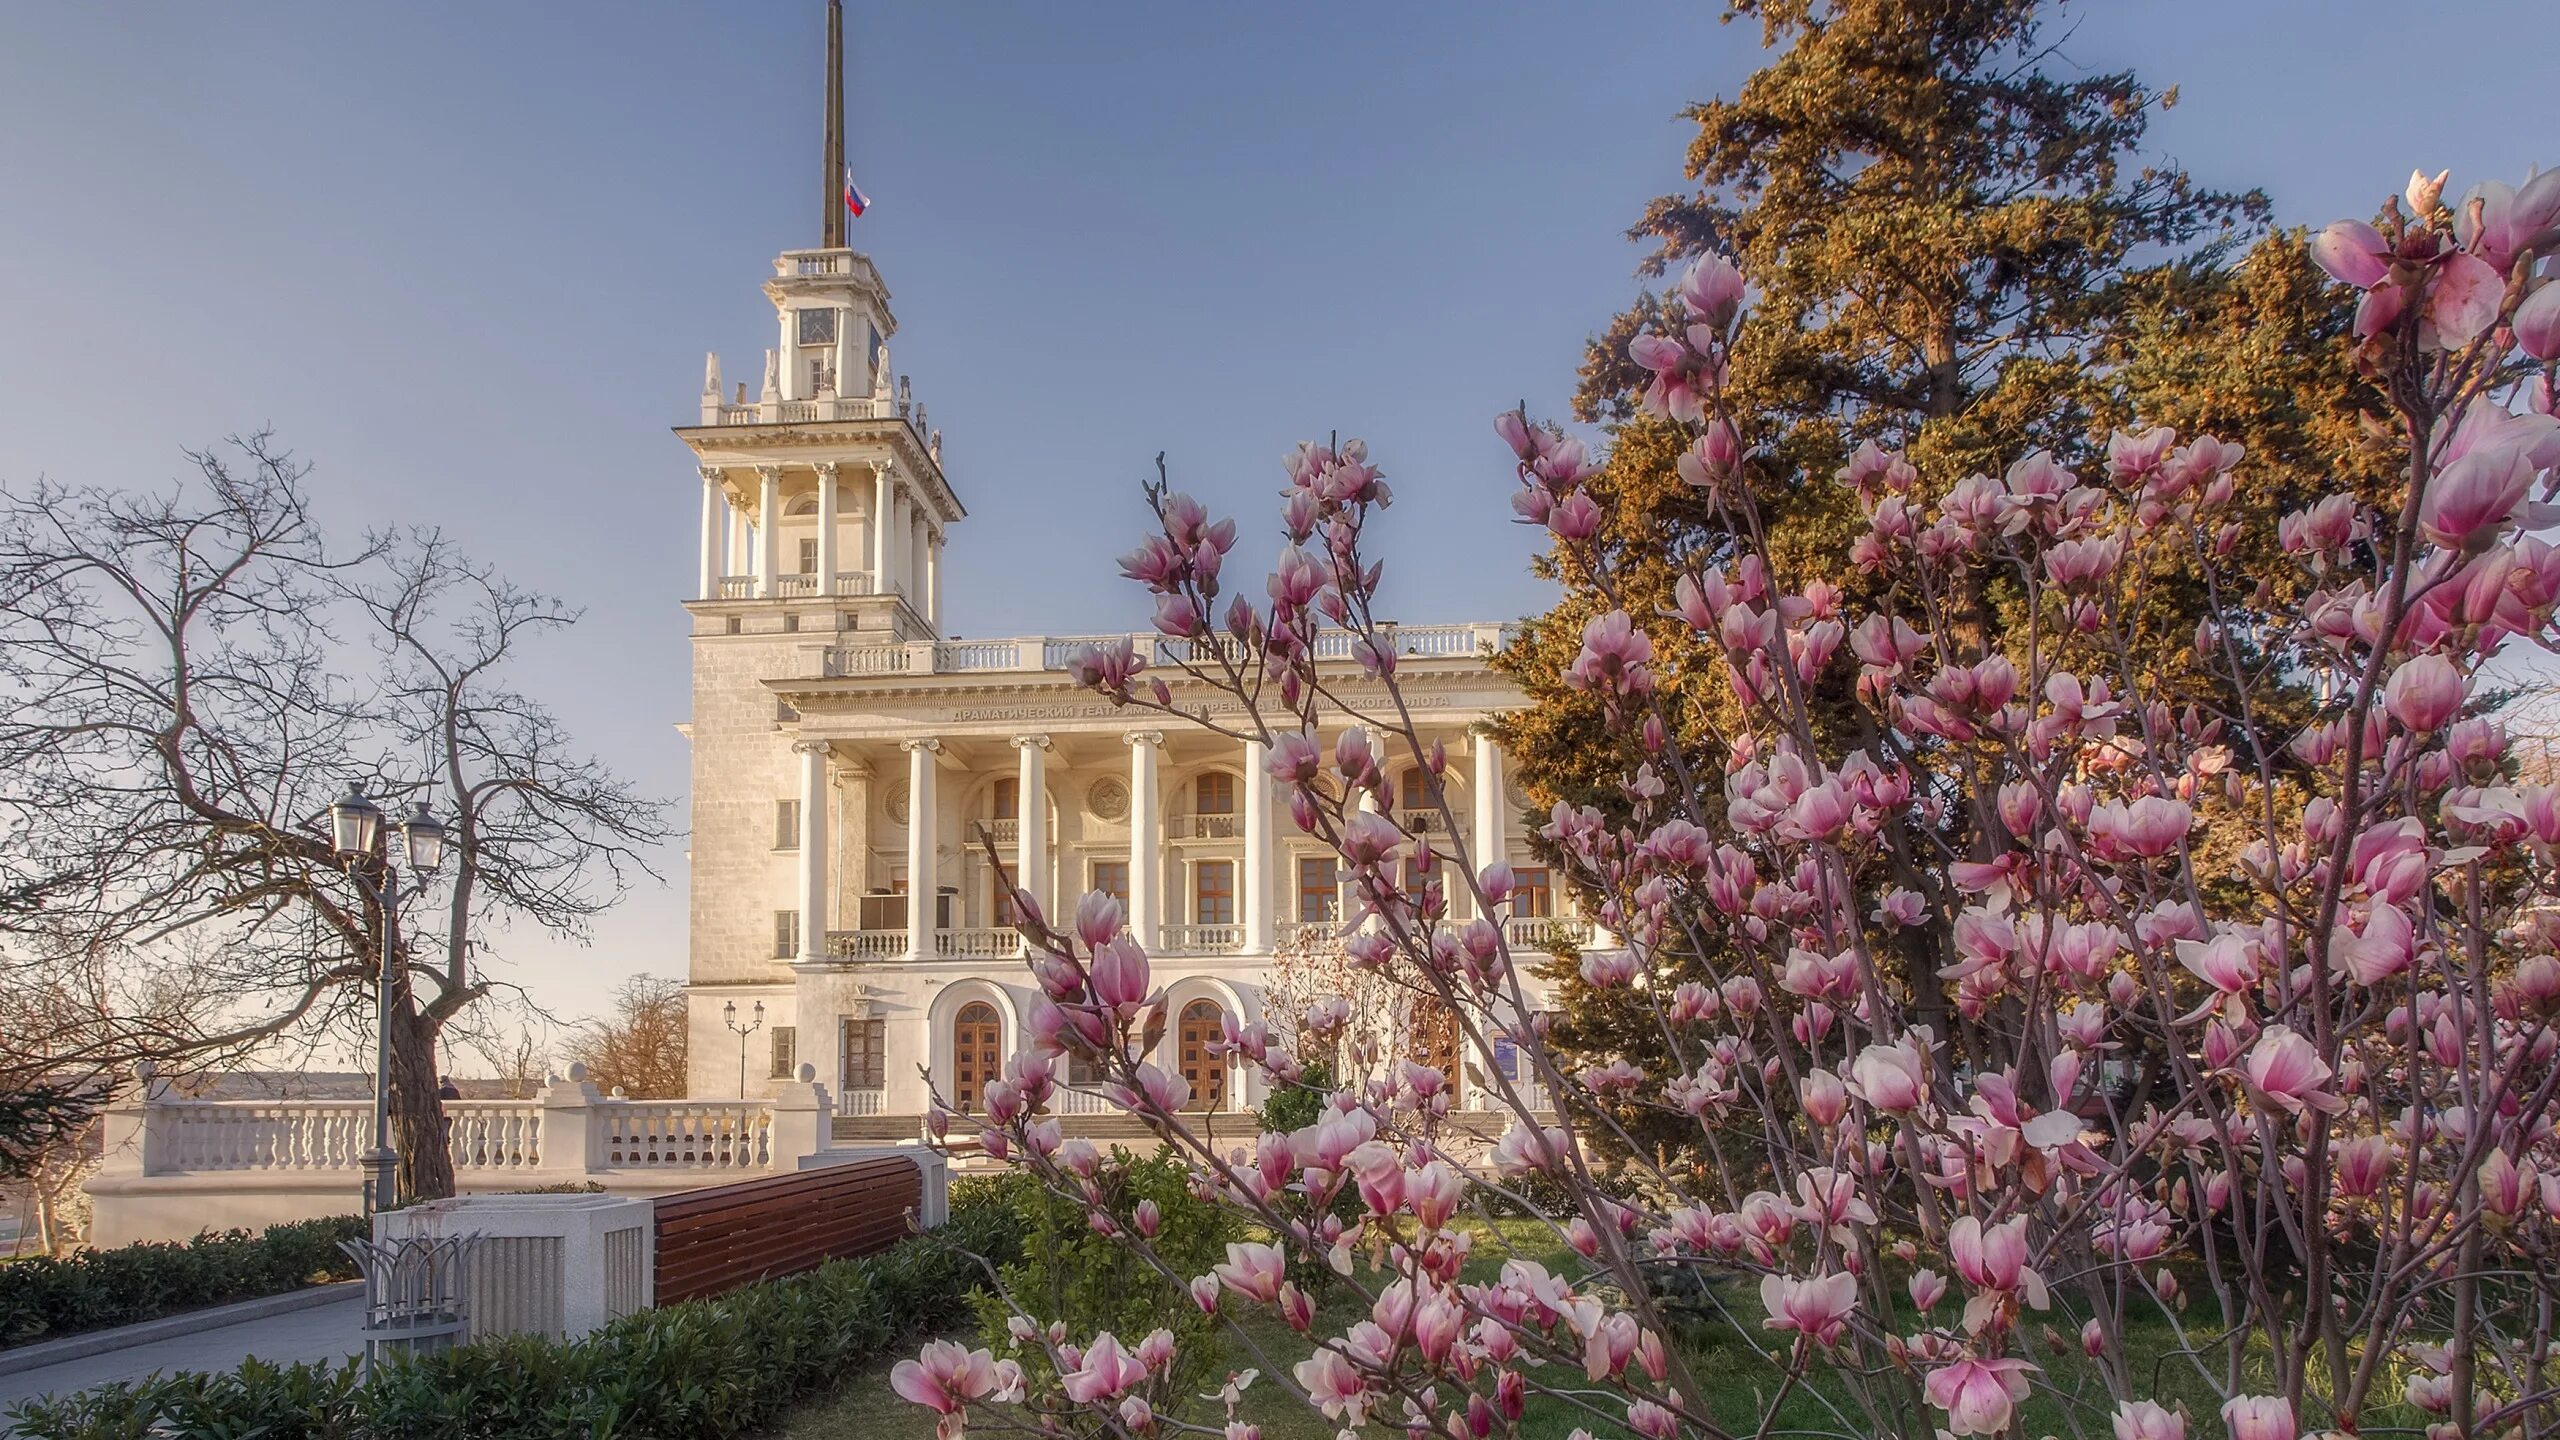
[755, 463, 784, 483]
[814, 460, 839, 479]
[1125, 729, 1166, 748]
[900, 737, 943, 755]
[791, 737, 832, 757]
[1011, 733, 1052, 751]
[699, 464, 727, 485]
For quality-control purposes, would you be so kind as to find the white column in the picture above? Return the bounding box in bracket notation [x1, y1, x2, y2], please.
[726, 500, 748, 578]
[1243, 738, 1274, 953]
[697, 468, 724, 600]
[925, 533, 943, 629]
[756, 466, 782, 599]
[910, 510, 930, 611]
[831, 309, 853, 399]
[815, 463, 841, 598]
[903, 739, 941, 961]
[1127, 731, 1164, 948]
[796, 740, 831, 961]
[887, 491, 909, 599]
[1013, 735, 1050, 922]
[872, 466, 897, 596]
[779, 308, 799, 402]
[1473, 733, 1508, 878]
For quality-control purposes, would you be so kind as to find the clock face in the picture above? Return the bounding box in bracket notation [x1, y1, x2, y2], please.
[797, 307, 839, 346]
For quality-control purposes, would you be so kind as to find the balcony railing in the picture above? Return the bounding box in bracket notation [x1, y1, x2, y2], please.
[1504, 915, 1595, 950]
[970, 817, 1020, 845]
[705, 395, 888, 426]
[1159, 923, 1244, 955]
[819, 623, 1516, 681]
[837, 1088, 887, 1118]
[1399, 810, 1452, 833]
[1173, 813, 1242, 840]
[935, 927, 1022, 960]
[826, 929, 907, 960]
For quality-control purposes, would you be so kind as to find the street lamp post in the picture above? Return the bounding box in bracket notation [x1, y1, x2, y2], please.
[329, 785, 448, 1218]
[724, 1000, 765, 1096]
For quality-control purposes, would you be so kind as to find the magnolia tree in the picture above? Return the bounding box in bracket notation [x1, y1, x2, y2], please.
[899, 167, 2560, 1440]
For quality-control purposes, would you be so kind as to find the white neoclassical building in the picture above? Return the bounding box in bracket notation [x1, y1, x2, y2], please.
[674, 241, 1596, 1139]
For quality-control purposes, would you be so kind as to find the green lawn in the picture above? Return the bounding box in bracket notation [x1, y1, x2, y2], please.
[769, 1218, 2389, 1440]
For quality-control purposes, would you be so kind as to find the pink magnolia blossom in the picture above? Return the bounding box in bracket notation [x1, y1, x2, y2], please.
[2384, 653, 2466, 733]
[1924, 1356, 2037, 1436]
[894, 1340, 1002, 1417]
[2114, 1399, 2187, 1440]
[1760, 1271, 1857, 1346]
[2243, 1026, 2346, 1115]
[2221, 1395, 2297, 1440]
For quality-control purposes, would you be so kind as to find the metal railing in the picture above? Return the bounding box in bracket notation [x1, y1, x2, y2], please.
[1173, 813, 1242, 839]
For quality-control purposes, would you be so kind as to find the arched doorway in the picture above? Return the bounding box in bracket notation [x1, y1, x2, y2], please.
[952, 1002, 1002, 1113]
[1412, 997, 1461, 1081]
[1176, 1000, 1227, 1112]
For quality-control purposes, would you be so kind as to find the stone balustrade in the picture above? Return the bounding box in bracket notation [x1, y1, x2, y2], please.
[818, 622, 1516, 680]
[86, 1064, 857, 1247]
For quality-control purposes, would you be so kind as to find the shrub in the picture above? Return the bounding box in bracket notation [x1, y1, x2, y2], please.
[970, 1147, 1233, 1439]
[2, 1202, 1021, 1440]
[0, 1215, 366, 1348]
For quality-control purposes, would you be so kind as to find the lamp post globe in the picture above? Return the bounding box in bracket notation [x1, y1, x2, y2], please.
[400, 802, 447, 873]
[330, 784, 384, 857]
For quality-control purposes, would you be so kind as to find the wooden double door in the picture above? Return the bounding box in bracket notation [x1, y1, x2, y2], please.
[952, 1002, 1002, 1112]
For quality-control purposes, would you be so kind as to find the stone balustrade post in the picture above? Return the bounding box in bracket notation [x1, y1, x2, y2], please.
[95, 1060, 173, 1177]
[768, 1064, 832, 1166]
[537, 1063, 605, 1178]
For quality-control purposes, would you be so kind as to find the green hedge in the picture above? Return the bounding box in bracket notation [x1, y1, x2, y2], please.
[0, 1216, 366, 1348]
[5, 1199, 1022, 1440]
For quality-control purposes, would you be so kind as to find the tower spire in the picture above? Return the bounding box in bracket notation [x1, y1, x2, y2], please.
[822, 0, 846, 248]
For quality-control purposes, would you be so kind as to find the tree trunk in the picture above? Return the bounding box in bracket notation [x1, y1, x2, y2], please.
[386, 994, 455, 1202]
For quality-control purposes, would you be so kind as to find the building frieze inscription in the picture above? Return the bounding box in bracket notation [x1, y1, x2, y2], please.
[940, 694, 1456, 725]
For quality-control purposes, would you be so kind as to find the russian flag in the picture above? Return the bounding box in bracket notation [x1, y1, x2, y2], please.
[843, 166, 871, 220]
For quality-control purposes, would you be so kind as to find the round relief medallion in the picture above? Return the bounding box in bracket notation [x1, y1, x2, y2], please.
[1505, 779, 1533, 811]
[1087, 776, 1130, 821]
[885, 783, 910, 826]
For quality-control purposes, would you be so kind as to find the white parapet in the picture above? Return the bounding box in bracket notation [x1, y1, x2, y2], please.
[85, 1063, 837, 1248]
[375, 1193, 656, 1341]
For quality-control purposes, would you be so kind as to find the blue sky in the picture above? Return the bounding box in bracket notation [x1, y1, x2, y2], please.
[1, 3, 2550, 1055]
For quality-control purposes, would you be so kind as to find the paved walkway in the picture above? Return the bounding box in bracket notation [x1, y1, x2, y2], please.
[0, 1289, 365, 1415]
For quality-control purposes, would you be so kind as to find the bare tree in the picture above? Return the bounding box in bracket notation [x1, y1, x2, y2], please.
[0, 437, 670, 1200]
[559, 975, 688, 1100]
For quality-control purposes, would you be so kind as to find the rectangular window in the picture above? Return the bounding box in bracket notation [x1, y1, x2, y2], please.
[1514, 867, 1554, 918]
[992, 878, 1018, 928]
[1091, 860, 1129, 909]
[776, 799, 800, 849]
[1195, 772, 1237, 815]
[782, 612, 800, 634]
[773, 910, 800, 958]
[841, 1018, 885, 1091]
[799, 538, 819, 575]
[1297, 856, 1340, 923]
[1194, 860, 1235, 926]
[769, 1026, 797, 1079]
[1400, 768, 1437, 812]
